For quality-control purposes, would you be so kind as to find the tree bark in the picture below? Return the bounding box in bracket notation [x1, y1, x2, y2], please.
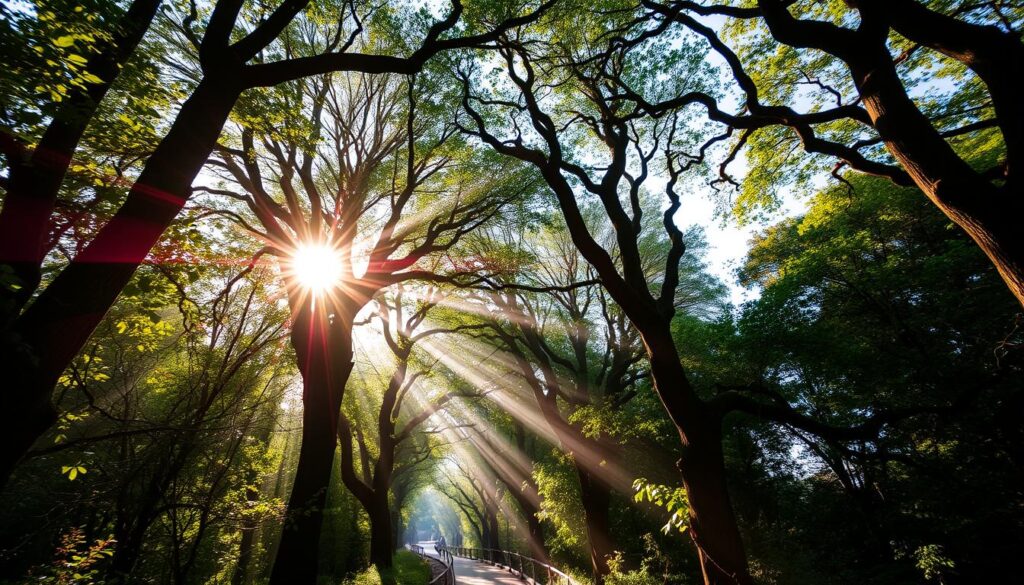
[578, 467, 613, 585]
[878, 0, 1024, 179]
[391, 502, 404, 549]
[0, 78, 241, 486]
[485, 502, 500, 551]
[335, 350, 406, 570]
[0, 0, 162, 312]
[368, 498, 394, 569]
[269, 299, 354, 584]
[846, 45, 1024, 308]
[752, 0, 1024, 307]
[644, 325, 751, 585]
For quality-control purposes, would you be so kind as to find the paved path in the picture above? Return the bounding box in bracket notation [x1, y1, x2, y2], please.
[416, 542, 526, 585]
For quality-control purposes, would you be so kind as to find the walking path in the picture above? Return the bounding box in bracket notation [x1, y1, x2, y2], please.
[416, 542, 526, 585]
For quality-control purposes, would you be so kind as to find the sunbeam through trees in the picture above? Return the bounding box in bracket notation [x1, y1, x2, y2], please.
[1, 1, 1022, 585]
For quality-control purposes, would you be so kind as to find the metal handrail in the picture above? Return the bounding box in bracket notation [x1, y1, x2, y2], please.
[407, 544, 456, 585]
[449, 546, 578, 585]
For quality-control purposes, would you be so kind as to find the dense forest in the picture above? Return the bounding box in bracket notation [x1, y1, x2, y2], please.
[0, 1, 1021, 584]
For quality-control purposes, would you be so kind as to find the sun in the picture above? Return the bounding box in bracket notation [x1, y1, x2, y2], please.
[290, 243, 342, 292]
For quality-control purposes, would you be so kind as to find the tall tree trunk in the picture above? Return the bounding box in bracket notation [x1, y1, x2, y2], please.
[0, 78, 241, 486]
[269, 300, 354, 584]
[486, 507, 500, 551]
[513, 422, 548, 562]
[369, 443, 396, 568]
[0, 0, 162, 313]
[481, 486, 501, 552]
[480, 509, 491, 551]
[391, 504, 403, 549]
[368, 497, 394, 569]
[577, 467, 613, 585]
[644, 326, 751, 585]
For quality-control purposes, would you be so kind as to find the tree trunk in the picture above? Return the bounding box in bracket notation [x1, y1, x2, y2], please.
[644, 325, 752, 585]
[368, 498, 394, 569]
[512, 422, 548, 562]
[269, 300, 354, 585]
[232, 511, 257, 585]
[0, 78, 241, 485]
[109, 523, 147, 581]
[675, 424, 751, 585]
[848, 47, 1024, 308]
[485, 502, 500, 551]
[577, 467, 613, 585]
[0, 0, 161, 313]
[479, 511, 491, 551]
[0, 361, 59, 488]
[391, 504, 403, 549]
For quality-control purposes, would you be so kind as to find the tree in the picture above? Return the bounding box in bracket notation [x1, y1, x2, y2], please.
[0, 0, 162, 313]
[726, 174, 1023, 583]
[477, 235, 644, 581]
[457, 18, 756, 581]
[0, 261, 292, 583]
[209, 67, 528, 581]
[0, 0, 552, 488]
[637, 0, 1024, 306]
[338, 286, 479, 568]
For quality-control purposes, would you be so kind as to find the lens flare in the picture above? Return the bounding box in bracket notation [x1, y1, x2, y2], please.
[290, 243, 342, 292]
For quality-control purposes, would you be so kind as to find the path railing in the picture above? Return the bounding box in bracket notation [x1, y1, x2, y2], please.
[450, 547, 578, 585]
[407, 544, 455, 585]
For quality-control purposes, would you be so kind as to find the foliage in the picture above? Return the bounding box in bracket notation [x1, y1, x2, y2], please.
[29, 527, 115, 585]
[534, 455, 585, 554]
[631, 479, 688, 535]
[606, 535, 690, 585]
[720, 173, 1023, 583]
[2, 3, 1022, 585]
